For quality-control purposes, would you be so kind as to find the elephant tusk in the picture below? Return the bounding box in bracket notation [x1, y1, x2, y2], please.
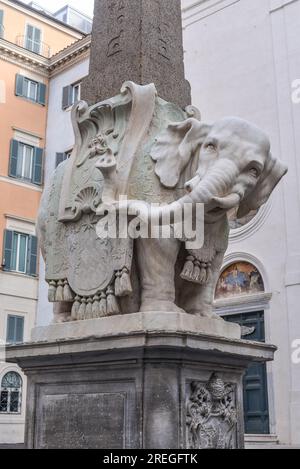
[211, 193, 241, 210]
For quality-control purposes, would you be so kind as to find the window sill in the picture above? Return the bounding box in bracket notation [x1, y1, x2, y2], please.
[0, 269, 38, 280]
[0, 176, 43, 191]
[16, 95, 46, 107]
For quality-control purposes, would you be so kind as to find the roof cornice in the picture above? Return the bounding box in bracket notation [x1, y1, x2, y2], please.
[49, 35, 91, 77]
[0, 37, 49, 76]
[1, 0, 85, 38]
[0, 35, 91, 77]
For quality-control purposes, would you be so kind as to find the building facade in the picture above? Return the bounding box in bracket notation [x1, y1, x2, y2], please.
[182, 0, 300, 447]
[0, 0, 85, 444]
[13, 0, 300, 448]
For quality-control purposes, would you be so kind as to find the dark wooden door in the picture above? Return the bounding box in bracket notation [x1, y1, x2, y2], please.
[224, 312, 270, 434]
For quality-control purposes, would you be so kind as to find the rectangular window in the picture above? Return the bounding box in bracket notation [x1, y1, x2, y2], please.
[15, 74, 46, 105]
[2, 230, 38, 276]
[6, 315, 24, 344]
[25, 24, 41, 54]
[62, 82, 82, 110]
[16, 143, 34, 181]
[10, 232, 28, 273]
[72, 83, 81, 103]
[24, 78, 38, 102]
[9, 139, 43, 185]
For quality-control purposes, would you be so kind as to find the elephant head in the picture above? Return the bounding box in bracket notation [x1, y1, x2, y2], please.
[147, 116, 287, 223]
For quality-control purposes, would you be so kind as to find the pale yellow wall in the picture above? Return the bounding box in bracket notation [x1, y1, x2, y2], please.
[0, 0, 83, 56]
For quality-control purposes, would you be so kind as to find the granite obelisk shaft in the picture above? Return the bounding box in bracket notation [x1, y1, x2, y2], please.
[82, 0, 191, 109]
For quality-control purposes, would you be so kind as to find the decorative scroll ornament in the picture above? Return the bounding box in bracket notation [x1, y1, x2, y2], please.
[186, 374, 237, 449]
[44, 82, 157, 319]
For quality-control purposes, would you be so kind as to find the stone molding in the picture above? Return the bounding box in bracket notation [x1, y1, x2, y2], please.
[182, 0, 241, 29]
[229, 199, 272, 243]
[0, 35, 91, 78]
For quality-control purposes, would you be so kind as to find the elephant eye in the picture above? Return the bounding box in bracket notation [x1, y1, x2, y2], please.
[249, 167, 259, 178]
[205, 142, 217, 152]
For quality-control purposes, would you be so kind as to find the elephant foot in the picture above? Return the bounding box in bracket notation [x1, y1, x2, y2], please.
[140, 300, 186, 314]
[190, 309, 224, 321]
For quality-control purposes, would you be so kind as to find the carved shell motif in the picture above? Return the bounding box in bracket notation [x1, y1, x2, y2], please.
[73, 186, 101, 217]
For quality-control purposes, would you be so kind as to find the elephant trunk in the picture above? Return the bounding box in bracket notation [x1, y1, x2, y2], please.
[113, 159, 240, 224]
[187, 159, 240, 205]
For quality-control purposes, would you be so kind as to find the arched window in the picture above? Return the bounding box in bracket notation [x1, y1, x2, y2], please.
[0, 371, 22, 414]
[215, 261, 264, 300]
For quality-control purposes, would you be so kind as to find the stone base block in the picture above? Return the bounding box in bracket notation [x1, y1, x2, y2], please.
[6, 314, 276, 449]
[31, 311, 241, 342]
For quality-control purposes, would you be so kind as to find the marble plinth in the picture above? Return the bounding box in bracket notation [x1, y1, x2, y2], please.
[6, 313, 276, 449]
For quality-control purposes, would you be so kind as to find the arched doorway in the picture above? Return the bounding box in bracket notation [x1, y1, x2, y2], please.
[215, 262, 270, 435]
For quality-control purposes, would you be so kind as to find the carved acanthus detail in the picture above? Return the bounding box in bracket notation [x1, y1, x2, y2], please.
[186, 374, 237, 449]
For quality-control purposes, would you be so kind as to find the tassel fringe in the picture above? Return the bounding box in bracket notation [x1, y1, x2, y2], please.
[181, 256, 214, 285]
[63, 280, 74, 302]
[106, 287, 120, 316]
[99, 293, 107, 317]
[114, 268, 133, 297]
[48, 280, 57, 303]
[71, 296, 81, 321]
[55, 280, 64, 301]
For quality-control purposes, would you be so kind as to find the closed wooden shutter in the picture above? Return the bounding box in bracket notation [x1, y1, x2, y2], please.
[32, 147, 43, 185]
[2, 229, 13, 271]
[38, 82, 46, 105]
[15, 74, 25, 97]
[26, 235, 38, 276]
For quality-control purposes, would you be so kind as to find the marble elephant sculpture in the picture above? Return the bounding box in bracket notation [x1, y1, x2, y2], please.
[114, 116, 287, 318]
[39, 116, 287, 321]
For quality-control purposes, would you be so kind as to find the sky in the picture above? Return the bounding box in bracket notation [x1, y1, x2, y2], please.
[21, 0, 95, 17]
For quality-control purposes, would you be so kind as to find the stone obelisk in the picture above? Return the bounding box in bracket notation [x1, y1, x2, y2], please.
[82, 0, 191, 109]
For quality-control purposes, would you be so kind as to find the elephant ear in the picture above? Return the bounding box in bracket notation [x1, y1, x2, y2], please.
[150, 118, 211, 188]
[237, 154, 287, 218]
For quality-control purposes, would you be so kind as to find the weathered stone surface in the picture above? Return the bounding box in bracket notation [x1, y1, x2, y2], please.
[82, 0, 191, 108]
[31, 311, 241, 342]
[6, 330, 276, 449]
[37, 391, 126, 449]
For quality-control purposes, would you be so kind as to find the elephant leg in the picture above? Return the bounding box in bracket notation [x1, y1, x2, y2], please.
[136, 237, 185, 313]
[53, 302, 72, 323]
[178, 251, 225, 319]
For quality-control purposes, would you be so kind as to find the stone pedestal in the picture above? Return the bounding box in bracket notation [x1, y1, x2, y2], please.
[6, 313, 275, 449]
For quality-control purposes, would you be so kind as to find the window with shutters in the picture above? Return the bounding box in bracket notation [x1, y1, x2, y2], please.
[0, 372, 22, 414]
[2, 230, 38, 276]
[6, 315, 24, 344]
[9, 139, 43, 185]
[15, 74, 46, 105]
[25, 24, 41, 54]
[62, 82, 82, 110]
